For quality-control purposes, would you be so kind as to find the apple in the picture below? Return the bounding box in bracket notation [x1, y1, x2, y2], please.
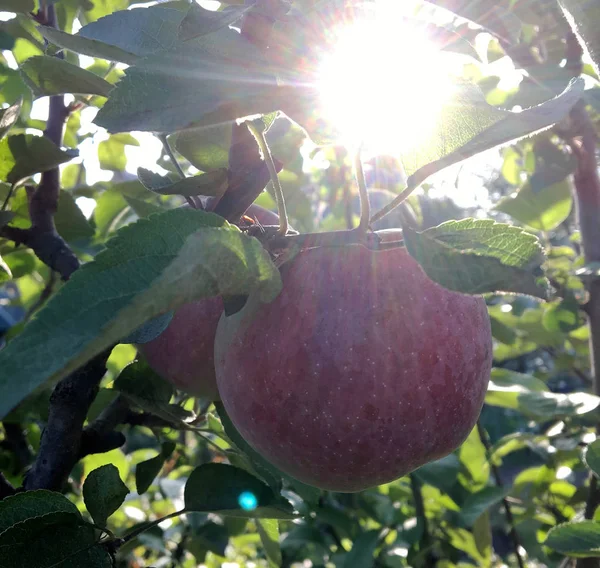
[139, 204, 280, 400]
[215, 244, 492, 492]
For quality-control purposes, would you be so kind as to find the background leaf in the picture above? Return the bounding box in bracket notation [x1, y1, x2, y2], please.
[83, 464, 129, 527]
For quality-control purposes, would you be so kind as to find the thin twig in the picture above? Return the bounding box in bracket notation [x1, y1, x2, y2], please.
[247, 120, 289, 236]
[353, 148, 370, 233]
[158, 134, 195, 208]
[369, 181, 417, 225]
[477, 420, 525, 568]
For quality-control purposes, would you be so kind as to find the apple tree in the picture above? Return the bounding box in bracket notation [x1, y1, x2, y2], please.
[0, 0, 599, 566]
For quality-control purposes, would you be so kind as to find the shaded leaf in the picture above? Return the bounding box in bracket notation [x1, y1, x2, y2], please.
[136, 441, 176, 495]
[0, 0, 34, 13]
[0, 134, 76, 185]
[459, 486, 509, 526]
[137, 167, 229, 197]
[82, 464, 129, 527]
[342, 529, 381, 568]
[0, 490, 80, 533]
[256, 519, 281, 568]
[178, 3, 249, 40]
[184, 463, 296, 519]
[121, 311, 174, 344]
[0, 511, 112, 567]
[559, 0, 600, 76]
[95, 29, 277, 133]
[0, 98, 21, 140]
[583, 439, 600, 477]
[404, 218, 549, 298]
[545, 521, 600, 557]
[54, 191, 94, 242]
[20, 56, 112, 98]
[0, 209, 281, 418]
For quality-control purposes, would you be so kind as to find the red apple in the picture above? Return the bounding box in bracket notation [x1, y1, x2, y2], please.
[139, 204, 280, 400]
[215, 245, 492, 492]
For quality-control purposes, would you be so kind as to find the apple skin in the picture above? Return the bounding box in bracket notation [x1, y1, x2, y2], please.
[215, 245, 492, 492]
[139, 204, 280, 400]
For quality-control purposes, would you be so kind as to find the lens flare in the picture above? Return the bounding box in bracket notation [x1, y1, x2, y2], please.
[317, 7, 456, 155]
[238, 491, 258, 511]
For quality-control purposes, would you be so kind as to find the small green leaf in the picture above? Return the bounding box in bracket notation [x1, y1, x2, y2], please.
[256, 519, 281, 568]
[0, 209, 281, 418]
[584, 439, 600, 477]
[178, 3, 249, 40]
[542, 295, 583, 333]
[0, 134, 76, 185]
[54, 191, 94, 242]
[123, 195, 163, 219]
[184, 463, 296, 519]
[171, 125, 231, 171]
[458, 427, 489, 492]
[342, 529, 381, 568]
[83, 464, 129, 527]
[0, 98, 22, 140]
[98, 134, 138, 172]
[0, 511, 112, 567]
[20, 56, 112, 98]
[545, 521, 600, 557]
[137, 167, 229, 197]
[495, 179, 573, 231]
[0, 490, 80, 533]
[135, 441, 176, 495]
[472, 511, 493, 564]
[459, 487, 509, 526]
[404, 218, 549, 298]
[414, 454, 461, 492]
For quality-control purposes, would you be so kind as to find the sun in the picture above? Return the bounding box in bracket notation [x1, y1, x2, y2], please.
[316, 4, 457, 156]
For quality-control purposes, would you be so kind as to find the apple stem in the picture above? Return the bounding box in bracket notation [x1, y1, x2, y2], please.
[158, 134, 196, 209]
[353, 148, 370, 233]
[247, 120, 289, 237]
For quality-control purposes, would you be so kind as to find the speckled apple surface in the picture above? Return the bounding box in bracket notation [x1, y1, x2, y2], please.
[139, 204, 280, 401]
[215, 245, 493, 492]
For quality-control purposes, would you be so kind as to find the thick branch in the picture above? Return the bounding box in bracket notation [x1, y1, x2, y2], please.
[24, 350, 111, 491]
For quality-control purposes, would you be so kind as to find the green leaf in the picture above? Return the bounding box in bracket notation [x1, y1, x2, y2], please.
[542, 295, 584, 333]
[0, 511, 112, 567]
[545, 521, 600, 557]
[38, 26, 138, 65]
[124, 195, 163, 219]
[414, 454, 461, 492]
[178, 3, 249, 40]
[0, 0, 34, 13]
[0, 208, 281, 418]
[0, 490, 80, 533]
[114, 361, 194, 425]
[0, 134, 76, 185]
[171, 125, 231, 171]
[135, 441, 176, 495]
[472, 511, 493, 565]
[459, 486, 509, 526]
[184, 463, 296, 519]
[83, 449, 129, 484]
[458, 427, 489, 492]
[342, 529, 381, 568]
[54, 191, 94, 242]
[0, 98, 22, 140]
[20, 56, 112, 98]
[584, 439, 600, 477]
[82, 464, 129, 527]
[256, 519, 281, 568]
[98, 134, 139, 172]
[495, 179, 573, 231]
[137, 167, 229, 197]
[94, 29, 277, 133]
[38, 6, 185, 64]
[559, 0, 600, 76]
[403, 218, 549, 298]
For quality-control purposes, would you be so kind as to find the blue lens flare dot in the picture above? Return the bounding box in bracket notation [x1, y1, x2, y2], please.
[238, 491, 258, 511]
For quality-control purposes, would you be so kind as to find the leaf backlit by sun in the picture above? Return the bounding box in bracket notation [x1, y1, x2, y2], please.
[317, 12, 459, 155]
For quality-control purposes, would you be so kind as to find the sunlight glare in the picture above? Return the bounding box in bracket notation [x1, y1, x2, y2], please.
[317, 9, 456, 155]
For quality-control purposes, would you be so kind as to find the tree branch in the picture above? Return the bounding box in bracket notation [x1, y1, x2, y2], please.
[24, 350, 111, 491]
